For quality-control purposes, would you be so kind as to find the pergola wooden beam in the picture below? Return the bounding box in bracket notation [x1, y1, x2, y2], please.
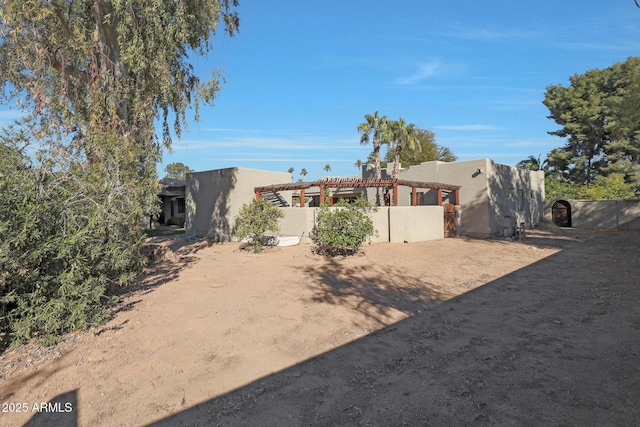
[254, 178, 461, 207]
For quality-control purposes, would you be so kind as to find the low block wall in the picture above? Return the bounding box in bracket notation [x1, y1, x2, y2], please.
[275, 206, 444, 243]
[278, 208, 316, 243]
[389, 206, 444, 243]
[370, 208, 391, 243]
[546, 199, 640, 230]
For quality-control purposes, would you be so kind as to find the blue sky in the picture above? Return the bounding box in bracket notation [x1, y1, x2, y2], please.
[3, 1, 640, 181]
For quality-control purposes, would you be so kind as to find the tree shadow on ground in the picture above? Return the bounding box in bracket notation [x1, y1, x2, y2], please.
[303, 258, 451, 325]
[458, 224, 588, 250]
[118, 236, 217, 297]
[149, 231, 640, 426]
[110, 236, 219, 320]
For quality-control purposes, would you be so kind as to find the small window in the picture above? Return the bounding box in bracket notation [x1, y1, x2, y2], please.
[177, 198, 185, 214]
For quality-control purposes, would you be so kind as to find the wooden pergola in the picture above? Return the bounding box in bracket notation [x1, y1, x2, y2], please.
[255, 178, 460, 207]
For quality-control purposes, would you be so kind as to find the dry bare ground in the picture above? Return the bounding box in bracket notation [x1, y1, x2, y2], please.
[1, 226, 639, 426]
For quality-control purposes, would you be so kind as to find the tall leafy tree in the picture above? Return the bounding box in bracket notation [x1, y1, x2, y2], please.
[602, 59, 640, 186]
[164, 162, 194, 180]
[0, 1, 239, 345]
[543, 57, 640, 189]
[1, 0, 239, 191]
[358, 111, 389, 206]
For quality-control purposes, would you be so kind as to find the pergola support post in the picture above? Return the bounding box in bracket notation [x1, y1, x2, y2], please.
[411, 187, 417, 206]
[299, 188, 305, 207]
[255, 191, 261, 201]
[437, 188, 443, 206]
[320, 185, 325, 205]
[393, 182, 399, 206]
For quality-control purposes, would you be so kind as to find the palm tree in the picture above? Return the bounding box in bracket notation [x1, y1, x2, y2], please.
[358, 111, 389, 206]
[299, 168, 308, 179]
[287, 167, 294, 174]
[323, 164, 331, 175]
[354, 159, 364, 169]
[516, 154, 548, 171]
[387, 118, 420, 179]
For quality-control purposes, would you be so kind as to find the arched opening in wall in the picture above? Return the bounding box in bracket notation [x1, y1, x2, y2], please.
[552, 200, 572, 227]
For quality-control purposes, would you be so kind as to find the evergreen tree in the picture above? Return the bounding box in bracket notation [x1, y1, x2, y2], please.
[543, 57, 640, 191]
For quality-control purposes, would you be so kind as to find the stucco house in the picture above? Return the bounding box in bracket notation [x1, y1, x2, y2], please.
[362, 158, 545, 238]
[158, 178, 186, 225]
[184, 159, 544, 241]
[185, 167, 292, 239]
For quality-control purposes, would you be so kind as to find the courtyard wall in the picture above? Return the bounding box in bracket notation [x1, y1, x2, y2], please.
[275, 206, 445, 244]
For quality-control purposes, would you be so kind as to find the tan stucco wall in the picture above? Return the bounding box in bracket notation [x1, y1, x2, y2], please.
[388, 206, 444, 243]
[185, 167, 292, 238]
[366, 159, 545, 238]
[273, 206, 443, 243]
[278, 208, 316, 243]
[618, 200, 640, 230]
[370, 208, 390, 243]
[546, 199, 640, 230]
[487, 162, 545, 236]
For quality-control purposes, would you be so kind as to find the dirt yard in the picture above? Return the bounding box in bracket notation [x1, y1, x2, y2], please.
[1, 226, 639, 426]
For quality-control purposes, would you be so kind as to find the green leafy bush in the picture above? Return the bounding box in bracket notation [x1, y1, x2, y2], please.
[234, 198, 284, 253]
[0, 132, 150, 348]
[167, 217, 185, 227]
[546, 173, 638, 200]
[311, 197, 377, 256]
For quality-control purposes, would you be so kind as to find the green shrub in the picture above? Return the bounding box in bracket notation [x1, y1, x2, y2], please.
[234, 198, 284, 253]
[311, 197, 377, 256]
[0, 132, 150, 348]
[167, 216, 185, 227]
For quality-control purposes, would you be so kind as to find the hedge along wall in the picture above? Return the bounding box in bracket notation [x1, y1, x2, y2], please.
[276, 206, 445, 243]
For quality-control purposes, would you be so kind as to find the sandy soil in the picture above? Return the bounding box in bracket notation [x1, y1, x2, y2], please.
[1, 226, 639, 426]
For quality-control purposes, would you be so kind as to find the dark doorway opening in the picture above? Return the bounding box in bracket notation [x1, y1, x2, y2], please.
[552, 200, 572, 227]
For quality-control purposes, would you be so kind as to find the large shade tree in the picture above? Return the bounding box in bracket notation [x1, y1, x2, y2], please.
[0, 1, 239, 345]
[543, 57, 640, 190]
[1, 0, 239, 162]
[164, 162, 194, 180]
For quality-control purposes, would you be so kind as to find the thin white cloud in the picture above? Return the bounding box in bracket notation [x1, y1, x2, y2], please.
[434, 124, 506, 131]
[503, 139, 558, 148]
[172, 135, 359, 152]
[435, 21, 540, 42]
[553, 40, 640, 52]
[396, 59, 445, 85]
[223, 158, 351, 163]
